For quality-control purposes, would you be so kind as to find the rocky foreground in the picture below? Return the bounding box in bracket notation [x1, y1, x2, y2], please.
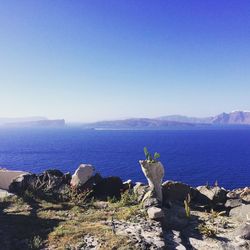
[0, 164, 249, 250]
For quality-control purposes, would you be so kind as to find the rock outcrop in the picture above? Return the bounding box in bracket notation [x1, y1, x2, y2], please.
[0, 169, 29, 190]
[196, 185, 228, 208]
[139, 160, 164, 202]
[70, 164, 95, 187]
[92, 176, 124, 200]
[9, 169, 71, 200]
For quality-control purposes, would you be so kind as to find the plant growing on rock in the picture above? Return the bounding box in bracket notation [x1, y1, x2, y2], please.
[184, 193, 191, 218]
[143, 147, 160, 163]
[197, 223, 217, 238]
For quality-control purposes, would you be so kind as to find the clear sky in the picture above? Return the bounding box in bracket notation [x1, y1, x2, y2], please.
[0, 1, 250, 122]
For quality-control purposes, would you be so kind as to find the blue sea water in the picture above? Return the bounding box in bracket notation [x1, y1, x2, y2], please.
[0, 127, 249, 189]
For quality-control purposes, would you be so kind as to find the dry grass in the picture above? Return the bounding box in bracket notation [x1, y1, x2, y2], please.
[0, 193, 142, 249]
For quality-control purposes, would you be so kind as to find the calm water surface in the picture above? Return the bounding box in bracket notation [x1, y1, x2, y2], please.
[0, 128, 249, 189]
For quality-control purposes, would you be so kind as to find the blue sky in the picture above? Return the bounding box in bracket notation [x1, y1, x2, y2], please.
[0, 1, 250, 122]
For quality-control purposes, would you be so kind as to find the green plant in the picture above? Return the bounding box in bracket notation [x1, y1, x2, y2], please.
[119, 190, 138, 207]
[184, 193, 191, 218]
[107, 196, 118, 203]
[209, 209, 226, 223]
[143, 147, 160, 163]
[29, 235, 43, 249]
[197, 224, 217, 238]
[63, 186, 93, 206]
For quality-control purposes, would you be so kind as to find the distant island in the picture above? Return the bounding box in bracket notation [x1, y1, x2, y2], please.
[82, 111, 250, 130]
[0, 117, 65, 127]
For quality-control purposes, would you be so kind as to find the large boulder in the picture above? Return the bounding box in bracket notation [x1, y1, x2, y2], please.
[230, 204, 250, 223]
[162, 181, 192, 203]
[196, 185, 228, 207]
[9, 173, 37, 194]
[0, 169, 29, 190]
[9, 169, 71, 200]
[162, 181, 211, 210]
[235, 223, 250, 240]
[139, 160, 164, 202]
[71, 164, 95, 187]
[92, 176, 123, 200]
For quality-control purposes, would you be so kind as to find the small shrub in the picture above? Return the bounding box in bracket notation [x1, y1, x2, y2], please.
[117, 190, 138, 207]
[197, 224, 217, 238]
[63, 186, 92, 206]
[29, 235, 43, 249]
[209, 209, 226, 223]
[107, 196, 118, 203]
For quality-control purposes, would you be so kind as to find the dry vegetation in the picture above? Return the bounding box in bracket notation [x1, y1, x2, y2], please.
[0, 190, 144, 250]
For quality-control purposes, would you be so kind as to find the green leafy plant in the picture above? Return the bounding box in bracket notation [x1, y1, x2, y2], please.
[143, 147, 160, 163]
[184, 193, 191, 218]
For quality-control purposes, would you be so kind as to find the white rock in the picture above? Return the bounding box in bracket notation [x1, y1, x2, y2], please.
[123, 179, 132, 185]
[147, 206, 164, 220]
[0, 169, 29, 190]
[139, 160, 164, 202]
[0, 189, 13, 198]
[70, 164, 95, 187]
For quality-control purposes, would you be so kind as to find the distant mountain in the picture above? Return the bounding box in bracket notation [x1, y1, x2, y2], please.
[157, 115, 213, 124]
[82, 118, 205, 130]
[0, 118, 65, 127]
[212, 111, 250, 125]
[82, 111, 250, 130]
[0, 116, 48, 125]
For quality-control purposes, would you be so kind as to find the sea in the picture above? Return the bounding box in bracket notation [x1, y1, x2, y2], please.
[0, 127, 249, 190]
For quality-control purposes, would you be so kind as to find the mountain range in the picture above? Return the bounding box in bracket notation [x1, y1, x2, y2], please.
[82, 111, 250, 129]
[1, 111, 250, 129]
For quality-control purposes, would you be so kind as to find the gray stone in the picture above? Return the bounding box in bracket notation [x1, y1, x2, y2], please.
[227, 189, 243, 199]
[139, 160, 164, 202]
[147, 207, 164, 220]
[240, 187, 250, 203]
[164, 204, 189, 230]
[225, 198, 242, 208]
[133, 182, 149, 202]
[142, 190, 160, 208]
[196, 185, 227, 205]
[230, 204, 250, 223]
[235, 223, 250, 240]
[106, 218, 165, 249]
